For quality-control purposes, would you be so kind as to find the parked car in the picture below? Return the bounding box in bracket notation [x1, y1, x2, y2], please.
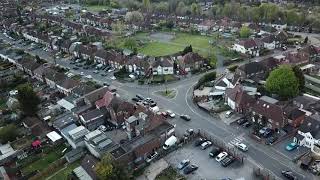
[259, 127, 273, 138]
[237, 118, 247, 125]
[150, 102, 157, 107]
[216, 152, 228, 162]
[221, 155, 235, 167]
[184, 129, 194, 138]
[131, 97, 140, 102]
[103, 82, 110, 86]
[73, 67, 79, 70]
[110, 76, 116, 80]
[201, 141, 212, 150]
[136, 94, 144, 100]
[166, 110, 175, 118]
[225, 111, 233, 118]
[98, 125, 107, 132]
[242, 122, 252, 128]
[209, 147, 221, 157]
[177, 159, 190, 170]
[161, 111, 168, 117]
[281, 170, 297, 180]
[286, 142, 298, 151]
[235, 143, 248, 152]
[183, 164, 198, 174]
[146, 151, 158, 163]
[100, 73, 107, 76]
[194, 138, 207, 147]
[180, 114, 191, 121]
[265, 136, 278, 145]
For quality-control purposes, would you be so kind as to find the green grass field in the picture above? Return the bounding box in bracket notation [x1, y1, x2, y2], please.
[85, 5, 110, 12]
[134, 32, 214, 57]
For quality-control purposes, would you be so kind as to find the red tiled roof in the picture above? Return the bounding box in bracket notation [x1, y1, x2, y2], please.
[95, 91, 114, 108]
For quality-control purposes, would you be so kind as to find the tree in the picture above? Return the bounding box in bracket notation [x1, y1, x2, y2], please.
[142, 0, 151, 12]
[125, 11, 144, 25]
[209, 53, 218, 68]
[304, 36, 309, 44]
[95, 154, 129, 180]
[176, 1, 186, 16]
[266, 66, 299, 99]
[182, 45, 193, 55]
[0, 124, 19, 144]
[228, 65, 238, 72]
[191, 3, 200, 17]
[17, 83, 40, 116]
[168, 0, 178, 14]
[111, 21, 125, 35]
[292, 66, 305, 92]
[123, 38, 137, 51]
[239, 26, 251, 38]
[155, 2, 168, 14]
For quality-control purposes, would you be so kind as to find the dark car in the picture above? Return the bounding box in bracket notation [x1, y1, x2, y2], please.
[150, 102, 157, 107]
[136, 94, 144, 100]
[183, 164, 198, 174]
[209, 147, 221, 157]
[265, 136, 278, 145]
[242, 122, 252, 128]
[281, 170, 297, 180]
[237, 118, 247, 125]
[263, 129, 273, 138]
[220, 155, 235, 167]
[73, 67, 79, 70]
[194, 138, 207, 147]
[132, 97, 140, 102]
[180, 115, 191, 121]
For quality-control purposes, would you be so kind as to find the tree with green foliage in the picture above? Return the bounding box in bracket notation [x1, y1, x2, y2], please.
[125, 11, 144, 25]
[111, 21, 125, 35]
[228, 65, 239, 72]
[154, 2, 169, 14]
[176, 1, 186, 16]
[292, 66, 305, 92]
[209, 53, 217, 68]
[0, 124, 19, 144]
[123, 38, 137, 51]
[142, 0, 151, 12]
[266, 66, 299, 99]
[191, 3, 200, 17]
[239, 26, 251, 38]
[182, 45, 193, 55]
[17, 83, 40, 116]
[95, 154, 129, 180]
[196, 71, 216, 89]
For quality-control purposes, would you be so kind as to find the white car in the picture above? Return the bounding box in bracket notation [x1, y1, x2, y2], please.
[236, 143, 248, 152]
[146, 151, 158, 163]
[80, 72, 84, 76]
[98, 125, 106, 132]
[166, 110, 175, 118]
[215, 152, 228, 162]
[200, 141, 212, 150]
[110, 76, 116, 80]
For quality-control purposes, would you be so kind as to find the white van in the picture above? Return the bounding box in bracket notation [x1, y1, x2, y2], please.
[163, 136, 177, 150]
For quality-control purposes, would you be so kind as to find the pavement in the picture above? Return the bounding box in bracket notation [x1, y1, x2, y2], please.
[1, 31, 320, 179]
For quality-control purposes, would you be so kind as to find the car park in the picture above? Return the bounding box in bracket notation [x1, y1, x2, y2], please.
[286, 142, 298, 151]
[265, 136, 278, 145]
[201, 141, 212, 150]
[281, 170, 297, 180]
[220, 155, 235, 167]
[209, 147, 221, 157]
[237, 118, 247, 125]
[180, 114, 191, 121]
[216, 152, 228, 162]
[166, 110, 175, 118]
[235, 143, 248, 152]
[177, 159, 190, 170]
[183, 164, 198, 174]
[194, 138, 207, 147]
[146, 151, 158, 163]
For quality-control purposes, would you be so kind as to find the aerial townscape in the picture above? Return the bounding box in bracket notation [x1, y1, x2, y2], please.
[1, 0, 320, 180]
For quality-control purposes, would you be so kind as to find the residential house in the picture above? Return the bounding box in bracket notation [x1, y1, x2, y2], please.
[233, 39, 260, 57]
[61, 124, 89, 149]
[178, 52, 205, 72]
[73, 155, 98, 180]
[0, 144, 18, 165]
[259, 57, 279, 72]
[251, 96, 286, 131]
[152, 58, 174, 75]
[293, 115, 320, 155]
[282, 50, 309, 65]
[93, 49, 108, 65]
[126, 56, 151, 76]
[0, 62, 19, 85]
[84, 130, 114, 159]
[225, 84, 256, 114]
[197, 20, 215, 32]
[234, 61, 266, 82]
[275, 31, 289, 44]
[79, 108, 108, 131]
[261, 35, 280, 50]
[16, 58, 41, 76]
[106, 51, 127, 69]
[283, 104, 306, 128]
[33, 63, 55, 82]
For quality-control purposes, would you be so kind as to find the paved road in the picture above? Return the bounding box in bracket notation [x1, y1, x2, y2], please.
[1, 32, 320, 179]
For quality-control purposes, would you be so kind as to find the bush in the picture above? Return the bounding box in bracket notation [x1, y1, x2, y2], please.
[0, 124, 19, 144]
[228, 65, 238, 72]
[195, 71, 216, 89]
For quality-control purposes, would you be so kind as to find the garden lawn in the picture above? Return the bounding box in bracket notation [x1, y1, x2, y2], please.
[21, 145, 66, 174]
[85, 5, 110, 12]
[138, 42, 183, 57]
[48, 161, 81, 180]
